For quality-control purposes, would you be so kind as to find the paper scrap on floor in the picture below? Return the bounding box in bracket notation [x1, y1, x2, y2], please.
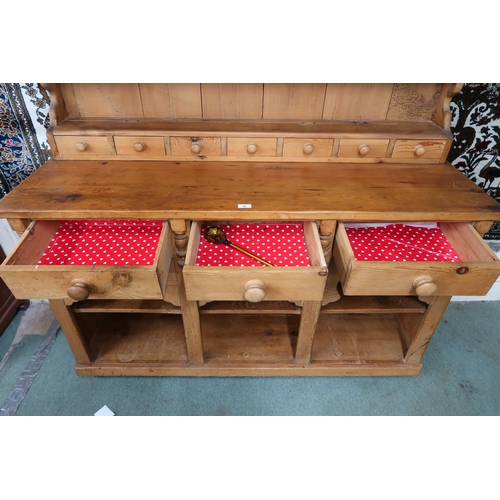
[94, 405, 115, 416]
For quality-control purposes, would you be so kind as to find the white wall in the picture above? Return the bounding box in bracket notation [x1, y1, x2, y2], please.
[0, 218, 19, 256]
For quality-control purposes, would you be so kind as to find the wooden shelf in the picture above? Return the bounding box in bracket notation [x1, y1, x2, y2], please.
[321, 295, 426, 314]
[87, 313, 188, 364]
[72, 295, 426, 316]
[73, 300, 181, 314]
[72, 309, 417, 376]
[202, 314, 297, 364]
[311, 314, 407, 363]
[54, 118, 450, 140]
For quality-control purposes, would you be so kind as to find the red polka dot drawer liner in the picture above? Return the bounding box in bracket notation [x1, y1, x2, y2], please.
[38, 220, 164, 266]
[344, 223, 462, 262]
[196, 223, 311, 267]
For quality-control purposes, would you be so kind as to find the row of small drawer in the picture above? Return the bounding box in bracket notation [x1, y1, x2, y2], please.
[1, 219, 498, 304]
[54, 135, 447, 159]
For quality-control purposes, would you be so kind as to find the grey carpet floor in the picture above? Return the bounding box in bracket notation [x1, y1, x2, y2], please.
[0, 301, 499, 416]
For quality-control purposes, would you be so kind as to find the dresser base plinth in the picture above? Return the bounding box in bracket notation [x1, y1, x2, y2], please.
[75, 362, 421, 377]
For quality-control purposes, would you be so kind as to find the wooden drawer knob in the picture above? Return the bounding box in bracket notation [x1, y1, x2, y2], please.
[75, 141, 87, 152]
[414, 145, 426, 157]
[133, 141, 145, 152]
[191, 142, 201, 154]
[413, 275, 437, 297]
[244, 279, 266, 303]
[358, 144, 370, 156]
[67, 279, 93, 301]
[303, 143, 314, 155]
[247, 142, 258, 154]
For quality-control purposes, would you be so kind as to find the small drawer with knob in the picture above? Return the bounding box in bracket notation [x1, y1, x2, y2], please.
[332, 222, 500, 297]
[170, 137, 221, 156]
[227, 138, 277, 157]
[182, 221, 328, 302]
[114, 136, 166, 156]
[282, 138, 334, 157]
[0, 219, 172, 302]
[391, 140, 447, 159]
[54, 135, 111, 155]
[337, 139, 390, 159]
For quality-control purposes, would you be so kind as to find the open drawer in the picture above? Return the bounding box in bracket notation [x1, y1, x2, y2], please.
[183, 221, 328, 302]
[333, 222, 500, 297]
[0, 220, 172, 301]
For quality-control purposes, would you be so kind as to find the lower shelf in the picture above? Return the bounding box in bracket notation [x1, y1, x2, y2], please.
[73, 309, 421, 376]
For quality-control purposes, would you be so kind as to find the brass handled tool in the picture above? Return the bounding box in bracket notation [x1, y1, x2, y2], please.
[204, 226, 276, 267]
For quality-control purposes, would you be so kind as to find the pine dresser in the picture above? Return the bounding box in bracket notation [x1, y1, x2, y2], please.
[0, 83, 499, 376]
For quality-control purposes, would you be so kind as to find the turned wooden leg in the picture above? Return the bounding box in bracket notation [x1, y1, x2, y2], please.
[319, 220, 341, 305]
[319, 220, 337, 263]
[170, 219, 189, 267]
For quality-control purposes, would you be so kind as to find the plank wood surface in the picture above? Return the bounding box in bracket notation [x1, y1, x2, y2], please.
[0, 160, 498, 221]
[71, 84, 144, 117]
[201, 84, 264, 119]
[323, 84, 394, 121]
[262, 84, 327, 119]
[88, 313, 189, 364]
[55, 83, 452, 124]
[139, 84, 202, 118]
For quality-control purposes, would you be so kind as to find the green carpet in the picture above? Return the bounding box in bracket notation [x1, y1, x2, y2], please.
[0, 301, 499, 416]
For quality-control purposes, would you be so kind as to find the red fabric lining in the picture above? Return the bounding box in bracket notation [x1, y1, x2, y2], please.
[196, 223, 311, 267]
[344, 223, 462, 262]
[38, 220, 164, 266]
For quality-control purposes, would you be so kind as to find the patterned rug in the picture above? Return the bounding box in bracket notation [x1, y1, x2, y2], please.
[0, 83, 51, 197]
[1, 83, 499, 238]
[448, 84, 500, 239]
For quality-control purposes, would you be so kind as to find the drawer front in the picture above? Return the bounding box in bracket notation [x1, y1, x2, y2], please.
[0, 220, 172, 301]
[283, 138, 334, 157]
[183, 221, 328, 301]
[337, 139, 389, 158]
[391, 140, 446, 159]
[114, 136, 165, 155]
[333, 222, 500, 297]
[170, 137, 221, 156]
[55, 136, 111, 155]
[227, 137, 277, 156]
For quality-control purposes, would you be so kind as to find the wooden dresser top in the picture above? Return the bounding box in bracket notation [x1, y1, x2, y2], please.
[0, 159, 498, 222]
